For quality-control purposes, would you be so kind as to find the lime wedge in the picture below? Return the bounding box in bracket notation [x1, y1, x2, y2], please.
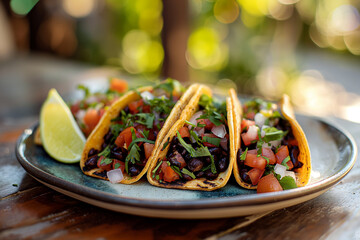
[40, 89, 86, 163]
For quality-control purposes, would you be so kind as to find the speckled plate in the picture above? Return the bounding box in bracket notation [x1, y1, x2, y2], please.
[16, 115, 357, 219]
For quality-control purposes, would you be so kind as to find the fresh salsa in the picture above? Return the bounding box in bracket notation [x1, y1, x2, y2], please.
[237, 98, 303, 193]
[70, 78, 128, 137]
[152, 94, 230, 183]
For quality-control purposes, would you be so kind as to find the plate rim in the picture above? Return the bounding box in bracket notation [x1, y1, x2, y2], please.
[15, 115, 357, 211]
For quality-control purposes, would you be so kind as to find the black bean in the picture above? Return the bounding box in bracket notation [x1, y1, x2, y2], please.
[104, 130, 113, 144]
[111, 150, 124, 161]
[188, 158, 204, 172]
[123, 106, 129, 114]
[195, 171, 204, 178]
[85, 155, 98, 168]
[128, 165, 141, 176]
[183, 174, 193, 181]
[101, 142, 108, 150]
[204, 169, 219, 180]
[88, 148, 98, 157]
[209, 147, 221, 155]
[169, 151, 185, 169]
[217, 156, 228, 172]
[240, 169, 251, 184]
[290, 146, 300, 168]
[203, 157, 212, 164]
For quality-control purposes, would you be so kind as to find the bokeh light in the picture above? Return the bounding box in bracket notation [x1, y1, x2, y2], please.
[214, 0, 239, 24]
[62, 0, 95, 18]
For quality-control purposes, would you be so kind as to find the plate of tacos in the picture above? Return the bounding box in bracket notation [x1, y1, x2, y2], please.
[16, 79, 357, 219]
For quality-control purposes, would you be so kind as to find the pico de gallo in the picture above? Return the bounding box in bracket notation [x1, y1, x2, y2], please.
[70, 78, 128, 137]
[152, 94, 230, 183]
[237, 98, 303, 193]
[84, 79, 185, 179]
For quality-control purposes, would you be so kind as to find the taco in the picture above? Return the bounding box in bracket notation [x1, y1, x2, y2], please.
[147, 86, 237, 191]
[81, 79, 200, 184]
[232, 93, 311, 193]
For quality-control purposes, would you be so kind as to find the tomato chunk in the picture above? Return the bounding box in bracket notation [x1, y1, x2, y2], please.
[161, 161, 180, 182]
[245, 150, 267, 170]
[83, 109, 101, 133]
[276, 145, 289, 164]
[262, 147, 276, 165]
[109, 78, 128, 93]
[248, 168, 265, 185]
[178, 126, 190, 138]
[128, 99, 144, 114]
[115, 127, 136, 148]
[144, 143, 155, 159]
[257, 174, 283, 193]
[112, 160, 125, 172]
[197, 118, 215, 130]
[97, 156, 112, 171]
[241, 119, 255, 132]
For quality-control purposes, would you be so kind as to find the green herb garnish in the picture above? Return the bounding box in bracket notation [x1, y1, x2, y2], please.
[181, 168, 196, 179]
[240, 148, 248, 161]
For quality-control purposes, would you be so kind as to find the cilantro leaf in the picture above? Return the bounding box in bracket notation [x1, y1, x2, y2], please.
[281, 156, 291, 169]
[181, 168, 196, 179]
[125, 144, 141, 174]
[202, 136, 221, 147]
[278, 176, 297, 190]
[240, 148, 248, 161]
[127, 138, 155, 150]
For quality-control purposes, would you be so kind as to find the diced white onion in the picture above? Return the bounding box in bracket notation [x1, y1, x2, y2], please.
[255, 113, 266, 128]
[76, 109, 86, 121]
[262, 142, 272, 149]
[140, 91, 155, 103]
[195, 127, 204, 136]
[107, 169, 124, 184]
[261, 125, 270, 138]
[269, 140, 281, 148]
[220, 138, 228, 150]
[285, 171, 296, 182]
[274, 164, 286, 179]
[188, 111, 204, 129]
[211, 124, 226, 138]
[247, 125, 259, 139]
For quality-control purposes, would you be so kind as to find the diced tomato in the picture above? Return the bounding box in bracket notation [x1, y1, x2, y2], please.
[161, 161, 180, 182]
[241, 119, 255, 132]
[262, 147, 276, 165]
[202, 133, 219, 147]
[115, 127, 136, 148]
[70, 102, 81, 116]
[241, 131, 259, 146]
[142, 104, 151, 113]
[286, 160, 294, 170]
[276, 145, 289, 164]
[245, 150, 267, 170]
[109, 78, 128, 93]
[83, 109, 101, 133]
[178, 126, 190, 138]
[248, 168, 265, 185]
[245, 111, 256, 120]
[257, 174, 283, 193]
[288, 138, 298, 146]
[112, 160, 125, 172]
[97, 156, 112, 171]
[128, 99, 144, 114]
[197, 118, 215, 130]
[144, 143, 155, 159]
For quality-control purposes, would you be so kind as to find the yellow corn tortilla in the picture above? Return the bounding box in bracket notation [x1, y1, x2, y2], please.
[232, 93, 311, 189]
[147, 86, 237, 191]
[80, 84, 201, 184]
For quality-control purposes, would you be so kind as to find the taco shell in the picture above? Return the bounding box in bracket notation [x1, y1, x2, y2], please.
[232, 93, 311, 189]
[80, 84, 201, 184]
[147, 86, 237, 191]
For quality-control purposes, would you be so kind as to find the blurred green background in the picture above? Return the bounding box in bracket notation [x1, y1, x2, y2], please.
[2, 0, 360, 122]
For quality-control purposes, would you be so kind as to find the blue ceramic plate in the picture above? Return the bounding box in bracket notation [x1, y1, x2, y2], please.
[16, 115, 357, 219]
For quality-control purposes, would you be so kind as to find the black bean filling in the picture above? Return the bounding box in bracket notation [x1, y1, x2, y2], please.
[157, 135, 230, 182]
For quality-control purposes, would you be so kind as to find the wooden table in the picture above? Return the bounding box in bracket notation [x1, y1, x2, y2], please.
[1, 54, 360, 240]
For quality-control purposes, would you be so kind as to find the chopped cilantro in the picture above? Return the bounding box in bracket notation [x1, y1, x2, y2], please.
[278, 176, 297, 190]
[202, 136, 221, 147]
[77, 84, 90, 98]
[98, 145, 111, 158]
[181, 168, 196, 179]
[281, 156, 291, 169]
[240, 148, 248, 161]
[100, 157, 112, 165]
[125, 144, 141, 174]
[114, 162, 121, 169]
[127, 138, 155, 150]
